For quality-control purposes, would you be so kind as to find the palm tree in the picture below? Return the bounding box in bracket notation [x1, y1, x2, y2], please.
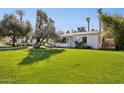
[16, 9, 25, 21]
[97, 8, 103, 32]
[86, 17, 90, 32]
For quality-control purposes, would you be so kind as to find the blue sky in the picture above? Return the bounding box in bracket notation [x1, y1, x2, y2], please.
[0, 8, 124, 32]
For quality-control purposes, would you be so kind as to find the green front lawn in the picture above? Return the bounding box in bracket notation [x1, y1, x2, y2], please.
[0, 48, 124, 84]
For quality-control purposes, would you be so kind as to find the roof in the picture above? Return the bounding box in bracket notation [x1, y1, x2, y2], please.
[60, 31, 99, 37]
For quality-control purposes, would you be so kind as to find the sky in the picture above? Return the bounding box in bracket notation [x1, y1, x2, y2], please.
[0, 8, 124, 32]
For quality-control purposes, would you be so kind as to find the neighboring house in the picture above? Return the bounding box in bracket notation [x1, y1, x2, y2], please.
[0, 37, 11, 44]
[56, 31, 100, 49]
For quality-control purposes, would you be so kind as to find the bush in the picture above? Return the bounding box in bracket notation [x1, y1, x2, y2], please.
[74, 40, 92, 49]
[81, 44, 93, 49]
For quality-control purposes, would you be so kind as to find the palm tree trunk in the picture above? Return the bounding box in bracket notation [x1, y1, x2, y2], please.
[20, 15, 22, 21]
[99, 19, 101, 32]
[88, 22, 90, 32]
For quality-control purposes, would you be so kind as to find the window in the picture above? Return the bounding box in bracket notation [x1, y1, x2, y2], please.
[56, 37, 67, 43]
[61, 37, 66, 43]
[82, 37, 87, 43]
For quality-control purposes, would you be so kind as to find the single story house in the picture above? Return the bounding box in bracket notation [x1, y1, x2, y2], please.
[56, 31, 100, 49]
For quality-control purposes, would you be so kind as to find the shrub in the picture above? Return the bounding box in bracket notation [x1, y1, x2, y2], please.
[81, 44, 93, 49]
[74, 40, 92, 49]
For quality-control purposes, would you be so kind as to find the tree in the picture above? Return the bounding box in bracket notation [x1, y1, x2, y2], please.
[34, 10, 48, 48]
[0, 23, 6, 41]
[0, 14, 26, 47]
[44, 18, 56, 46]
[34, 10, 58, 48]
[0, 36, 3, 40]
[25, 20, 33, 43]
[73, 30, 76, 33]
[91, 29, 95, 31]
[100, 13, 124, 50]
[0, 23, 4, 40]
[71, 29, 74, 33]
[97, 8, 103, 32]
[77, 27, 86, 32]
[56, 30, 64, 35]
[66, 30, 70, 34]
[86, 17, 90, 32]
[16, 9, 25, 21]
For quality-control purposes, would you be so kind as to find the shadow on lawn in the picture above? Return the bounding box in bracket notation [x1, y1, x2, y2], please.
[18, 48, 65, 65]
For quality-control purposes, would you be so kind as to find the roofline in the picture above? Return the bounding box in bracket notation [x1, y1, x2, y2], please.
[60, 31, 99, 37]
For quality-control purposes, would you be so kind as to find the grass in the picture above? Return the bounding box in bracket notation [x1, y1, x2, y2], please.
[0, 48, 124, 84]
